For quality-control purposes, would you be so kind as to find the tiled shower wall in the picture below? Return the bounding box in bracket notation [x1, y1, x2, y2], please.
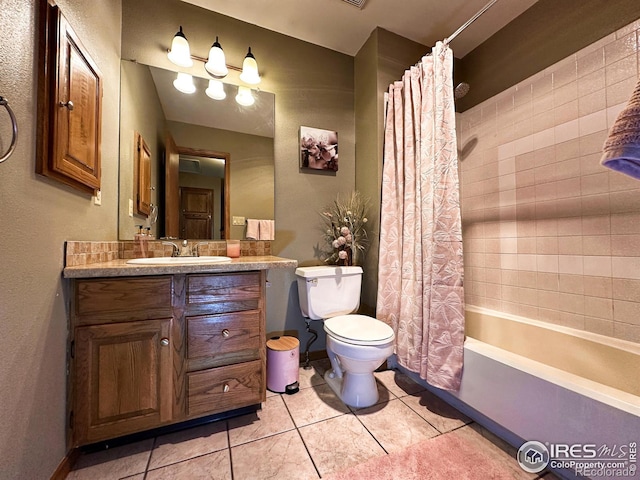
[458, 18, 640, 344]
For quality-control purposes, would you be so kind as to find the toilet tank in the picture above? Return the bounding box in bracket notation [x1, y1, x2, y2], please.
[295, 266, 363, 320]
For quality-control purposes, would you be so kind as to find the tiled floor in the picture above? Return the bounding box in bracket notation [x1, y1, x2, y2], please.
[68, 360, 558, 480]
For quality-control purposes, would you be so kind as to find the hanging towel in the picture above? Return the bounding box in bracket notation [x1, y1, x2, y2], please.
[258, 219, 275, 240]
[601, 76, 640, 180]
[246, 219, 260, 239]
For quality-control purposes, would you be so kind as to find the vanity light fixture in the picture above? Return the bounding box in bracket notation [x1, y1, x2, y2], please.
[205, 79, 226, 100]
[166, 27, 261, 85]
[204, 37, 228, 78]
[173, 72, 196, 94]
[239, 47, 261, 85]
[167, 26, 193, 68]
[235, 85, 255, 106]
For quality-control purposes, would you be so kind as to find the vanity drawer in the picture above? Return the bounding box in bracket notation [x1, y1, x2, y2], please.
[186, 272, 261, 314]
[187, 360, 263, 417]
[186, 311, 261, 370]
[73, 277, 173, 325]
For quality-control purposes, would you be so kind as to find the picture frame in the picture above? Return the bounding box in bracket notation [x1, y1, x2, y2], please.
[299, 126, 338, 172]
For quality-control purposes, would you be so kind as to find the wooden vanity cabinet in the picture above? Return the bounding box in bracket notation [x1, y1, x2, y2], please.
[69, 271, 266, 447]
[184, 273, 266, 417]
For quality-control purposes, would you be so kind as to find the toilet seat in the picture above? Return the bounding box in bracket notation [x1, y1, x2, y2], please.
[324, 314, 394, 346]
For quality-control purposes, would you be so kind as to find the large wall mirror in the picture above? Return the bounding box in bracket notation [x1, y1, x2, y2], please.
[118, 60, 275, 240]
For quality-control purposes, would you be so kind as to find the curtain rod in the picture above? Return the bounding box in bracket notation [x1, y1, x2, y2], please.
[443, 0, 500, 45]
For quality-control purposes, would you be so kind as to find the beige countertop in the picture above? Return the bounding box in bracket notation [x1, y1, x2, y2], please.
[63, 255, 298, 278]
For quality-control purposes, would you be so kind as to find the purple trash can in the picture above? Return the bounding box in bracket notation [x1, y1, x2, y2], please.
[266, 336, 300, 394]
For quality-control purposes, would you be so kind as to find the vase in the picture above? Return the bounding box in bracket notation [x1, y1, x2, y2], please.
[337, 246, 353, 266]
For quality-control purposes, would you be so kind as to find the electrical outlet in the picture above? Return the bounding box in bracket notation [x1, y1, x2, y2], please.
[232, 216, 245, 226]
[128, 199, 134, 217]
[94, 190, 102, 205]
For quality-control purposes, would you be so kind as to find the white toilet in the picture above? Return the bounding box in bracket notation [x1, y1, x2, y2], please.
[295, 266, 395, 408]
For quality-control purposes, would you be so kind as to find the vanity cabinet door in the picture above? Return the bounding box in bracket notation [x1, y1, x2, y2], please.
[72, 318, 173, 446]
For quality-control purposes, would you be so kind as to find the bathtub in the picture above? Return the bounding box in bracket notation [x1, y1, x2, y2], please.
[389, 306, 640, 479]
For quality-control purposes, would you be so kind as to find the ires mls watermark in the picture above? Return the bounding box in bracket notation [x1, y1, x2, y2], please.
[517, 440, 637, 477]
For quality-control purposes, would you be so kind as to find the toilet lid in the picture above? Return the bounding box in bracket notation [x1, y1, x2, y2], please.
[324, 314, 395, 346]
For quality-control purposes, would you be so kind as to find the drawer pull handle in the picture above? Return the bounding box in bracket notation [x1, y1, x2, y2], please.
[222, 329, 230, 338]
[160, 337, 170, 346]
[223, 383, 230, 393]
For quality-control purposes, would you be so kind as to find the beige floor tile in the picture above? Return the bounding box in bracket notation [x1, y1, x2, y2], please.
[374, 369, 426, 398]
[265, 388, 279, 398]
[354, 398, 439, 453]
[283, 382, 350, 427]
[228, 395, 295, 446]
[231, 430, 318, 480]
[453, 424, 538, 479]
[145, 450, 231, 480]
[148, 421, 228, 470]
[299, 414, 385, 477]
[297, 358, 331, 390]
[400, 389, 471, 433]
[120, 475, 145, 480]
[68, 439, 153, 480]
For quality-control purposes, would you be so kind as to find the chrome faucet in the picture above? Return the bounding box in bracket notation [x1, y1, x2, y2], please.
[162, 239, 196, 257]
[179, 239, 193, 256]
[161, 241, 180, 257]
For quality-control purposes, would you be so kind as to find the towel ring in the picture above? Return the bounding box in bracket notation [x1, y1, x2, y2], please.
[0, 96, 18, 164]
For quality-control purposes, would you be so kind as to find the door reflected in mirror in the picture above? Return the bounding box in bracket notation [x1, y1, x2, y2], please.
[118, 60, 275, 240]
[165, 143, 228, 240]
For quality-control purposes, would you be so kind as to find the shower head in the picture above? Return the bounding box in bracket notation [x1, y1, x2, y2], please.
[454, 82, 470, 100]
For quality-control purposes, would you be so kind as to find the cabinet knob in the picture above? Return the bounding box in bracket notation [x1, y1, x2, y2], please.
[223, 383, 230, 393]
[222, 329, 230, 338]
[59, 100, 74, 111]
[160, 337, 170, 346]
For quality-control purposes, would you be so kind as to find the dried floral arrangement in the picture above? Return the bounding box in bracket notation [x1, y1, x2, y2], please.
[320, 191, 370, 266]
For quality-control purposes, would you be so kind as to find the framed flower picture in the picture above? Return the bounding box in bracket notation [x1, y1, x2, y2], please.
[300, 126, 338, 172]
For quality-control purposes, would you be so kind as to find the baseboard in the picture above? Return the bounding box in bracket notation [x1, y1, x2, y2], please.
[50, 448, 79, 480]
[304, 349, 328, 363]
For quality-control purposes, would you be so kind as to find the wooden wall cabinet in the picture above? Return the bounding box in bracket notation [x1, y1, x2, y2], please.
[68, 272, 266, 447]
[134, 132, 151, 216]
[36, 0, 102, 194]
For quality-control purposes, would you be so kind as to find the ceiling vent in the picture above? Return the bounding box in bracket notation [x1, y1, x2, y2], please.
[342, 0, 367, 8]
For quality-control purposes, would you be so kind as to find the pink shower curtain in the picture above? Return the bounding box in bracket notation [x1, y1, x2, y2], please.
[376, 42, 465, 391]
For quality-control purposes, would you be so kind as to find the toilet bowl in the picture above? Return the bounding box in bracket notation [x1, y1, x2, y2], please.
[324, 314, 394, 407]
[295, 266, 396, 408]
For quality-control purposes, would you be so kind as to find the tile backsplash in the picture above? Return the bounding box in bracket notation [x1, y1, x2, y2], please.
[458, 18, 640, 343]
[65, 241, 120, 266]
[65, 240, 271, 267]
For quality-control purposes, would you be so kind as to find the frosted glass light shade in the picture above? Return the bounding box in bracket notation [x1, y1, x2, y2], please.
[204, 37, 228, 78]
[235, 86, 255, 106]
[239, 47, 261, 85]
[205, 79, 226, 100]
[167, 26, 193, 68]
[173, 72, 196, 94]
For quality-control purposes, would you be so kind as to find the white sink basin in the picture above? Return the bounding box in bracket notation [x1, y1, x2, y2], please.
[126, 256, 232, 265]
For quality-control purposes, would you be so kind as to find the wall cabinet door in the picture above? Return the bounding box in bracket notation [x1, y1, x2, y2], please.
[36, 1, 102, 194]
[73, 318, 172, 445]
[135, 132, 151, 216]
